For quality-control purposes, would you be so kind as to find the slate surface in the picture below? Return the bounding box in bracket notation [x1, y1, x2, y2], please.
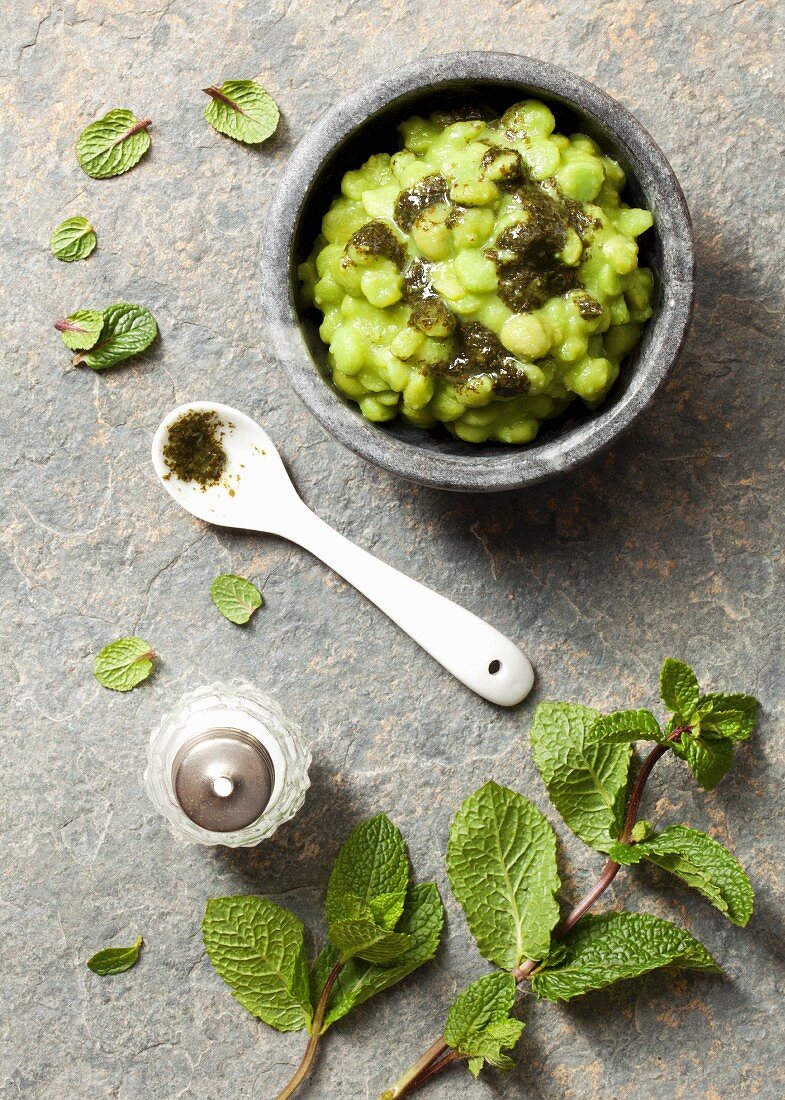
[1, 2, 783, 1098]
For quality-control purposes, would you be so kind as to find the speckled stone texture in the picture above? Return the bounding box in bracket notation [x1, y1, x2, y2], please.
[1, 3, 783, 1099]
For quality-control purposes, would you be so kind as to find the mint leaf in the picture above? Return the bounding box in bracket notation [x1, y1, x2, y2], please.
[202, 896, 312, 1033]
[660, 659, 700, 717]
[76, 109, 151, 178]
[211, 574, 263, 624]
[50, 216, 96, 262]
[73, 303, 157, 370]
[672, 733, 734, 790]
[530, 703, 632, 853]
[54, 309, 104, 351]
[203, 81, 280, 144]
[609, 825, 753, 926]
[697, 693, 758, 743]
[531, 912, 719, 1002]
[328, 912, 411, 964]
[444, 971, 524, 1077]
[446, 781, 560, 970]
[369, 891, 407, 931]
[87, 935, 142, 975]
[93, 636, 154, 692]
[313, 882, 444, 1032]
[589, 708, 665, 745]
[325, 814, 409, 928]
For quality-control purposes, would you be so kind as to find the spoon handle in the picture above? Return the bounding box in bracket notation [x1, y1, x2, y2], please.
[284, 504, 534, 706]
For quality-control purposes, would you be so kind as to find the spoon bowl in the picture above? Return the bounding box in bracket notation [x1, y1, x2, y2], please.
[152, 401, 535, 706]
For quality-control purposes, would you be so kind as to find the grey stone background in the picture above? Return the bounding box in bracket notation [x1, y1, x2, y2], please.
[1, 1, 783, 1097]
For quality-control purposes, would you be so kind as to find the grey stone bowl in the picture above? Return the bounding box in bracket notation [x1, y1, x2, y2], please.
[262, 53, 694, 492]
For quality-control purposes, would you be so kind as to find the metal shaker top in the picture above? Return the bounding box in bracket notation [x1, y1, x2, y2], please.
[172, 727, 274, 832]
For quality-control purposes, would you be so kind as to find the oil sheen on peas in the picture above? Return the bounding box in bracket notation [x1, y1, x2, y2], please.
[299, 99, 655, 445]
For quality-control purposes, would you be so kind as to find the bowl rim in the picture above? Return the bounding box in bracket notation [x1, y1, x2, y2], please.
[262, 51, 695, 492]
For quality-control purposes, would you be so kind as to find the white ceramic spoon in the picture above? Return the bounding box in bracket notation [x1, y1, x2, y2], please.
[151, 402, 534, 706]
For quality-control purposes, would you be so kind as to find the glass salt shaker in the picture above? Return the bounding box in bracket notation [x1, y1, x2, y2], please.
[144, 682, 311, 847]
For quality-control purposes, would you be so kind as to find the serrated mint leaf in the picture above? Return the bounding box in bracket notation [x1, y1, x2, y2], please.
[369, 891, 407, 931]
[54, 309, 104, 351]
[609, 825, 753, 926]
[202, 896, 312, 1033]
[531, 912, 719, 1002]
[87, 935, 142, 975]
[444, 972, 524, 1076]
[73, 303, 157, 370]
[76, 109, 151, 179]
[660, 659, 700, 717]
[446, 781, 560, 970]
[589, 708, 664, 745]
[50, 216, 96, 262]
[325, 814, 409, 928]
[203, 80, 280, 144]
[210, 574, 263, 624]
[530, 703, 632, 853]
[630, 820, 653, 843]
[93, 636, 154, 692]
[697, 693, 758, 744]
[672, 734, 733, 790]
[313, 882, 444, 1032]
[328, 914, 411, 964]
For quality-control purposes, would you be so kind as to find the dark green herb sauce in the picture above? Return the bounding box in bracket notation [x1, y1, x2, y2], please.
[162, 410, 227, 488]
[426, 322, 530, 397]
[346, 221, 406, 267]
[394, 174, 450, 231]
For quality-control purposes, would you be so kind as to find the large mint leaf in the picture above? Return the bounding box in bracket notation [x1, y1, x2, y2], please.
[660, 659, 700, 718]
[202, 896, 311, 1033]
[446, 782, 560, 970]
[531, 912, 719, 1002]
[609, 825, 753, 926]
[50, 216, 96, 262]
[76, 109, 151, 179]
[73, 303, 157, 370]
[444, 971, 524, 1077]
[325, 814, 409, 928]
[313, 882, 444, 1031]
[530, 703, 632, 853]
[673, 734, 733, 790]
[697, 693, 758, 744]
[55, 309, 104, 351]
[589, 709, 665, 745]
[203, 80, 280, 144]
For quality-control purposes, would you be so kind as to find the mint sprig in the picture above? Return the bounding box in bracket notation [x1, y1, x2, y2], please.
[443, 972, 524, 1077]
[50, 216, 96, 262]
[71, 303, 157, 370]
[76, 109, 151, 178]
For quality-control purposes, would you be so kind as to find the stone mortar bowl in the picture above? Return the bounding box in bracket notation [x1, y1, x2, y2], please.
[263, 53, 694, 492]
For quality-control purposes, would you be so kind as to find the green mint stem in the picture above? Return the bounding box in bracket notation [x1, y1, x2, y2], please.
[275, 961, 343, 1100]
[384, 731, 687, 1098]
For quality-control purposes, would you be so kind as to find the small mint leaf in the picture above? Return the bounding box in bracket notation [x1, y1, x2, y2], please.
[444, 972, 524, 1076]
[697, 693, 758, 744]
[446, 781, 560, 970]
[328, 915, 411, 964]
[87, 936, 142, 975]
[530, 703, 632, 853]
[672, 734, 733, 790]
[589, 708, 664, 745]
[314, 881, 444, 1032]
[50, 216, 96, 262]
[73, 303, 157, 370]
[76, 109, 151, 178]
[202, 896, 312, 1033]
[93, 636, 154, 692]
[54, 309, 104, 351]
[210, 574, 263, 624]
[630, 820, 653, 843]
[203, 80, 280, 145]
[531, 912, 719, 1002]
[660, 659, 700, 717]
[609, 825, 753, 926]
[325, 814, 409, 928]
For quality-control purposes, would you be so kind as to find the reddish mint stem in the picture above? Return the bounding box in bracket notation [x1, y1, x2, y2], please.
[203, 85, 247, 115]
[276, 961, 343, 1100]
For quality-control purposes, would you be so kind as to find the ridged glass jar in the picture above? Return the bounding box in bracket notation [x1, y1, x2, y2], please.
[144, 682, 311, 847]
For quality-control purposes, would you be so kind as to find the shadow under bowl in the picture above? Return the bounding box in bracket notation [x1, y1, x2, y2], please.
[262, 52, 694, 492]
